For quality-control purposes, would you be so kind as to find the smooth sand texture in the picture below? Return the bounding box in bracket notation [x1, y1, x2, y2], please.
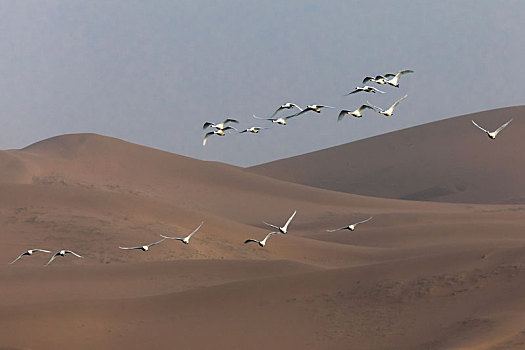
[2, 130, 525, 349]
[249, 106, 525, 204]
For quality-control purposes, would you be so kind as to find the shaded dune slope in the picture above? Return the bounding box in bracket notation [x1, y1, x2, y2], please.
[249, 106, 525, 204]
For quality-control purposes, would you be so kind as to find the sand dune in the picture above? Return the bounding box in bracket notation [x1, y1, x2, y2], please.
[249, 106, 525, 204]
[2, 130, 525, 349]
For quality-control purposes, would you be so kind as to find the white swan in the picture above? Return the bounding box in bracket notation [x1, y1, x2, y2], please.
[45, 250, 83, 266]
[244, 232, 275, 247]
[161, 222, 203, 244]
[203, 118, 239, 130]
[472, 119, 513, 139]
[290, 105, 335, 118]
[238, 126, 270, 134]
[338, 105, 374, 120]
[367, 95, 408, 117]
[203, 126, 237, 146]
[345, 86, 385, 95]
[326, 217, 373, 232]
[362, 74, 394, 85]
[269, 103, 303, 118]
[384, 69, 414, 87]
[263, 210, 297, 234]
[253, 114, 301, 125]
[9, 249, 51, 264]
[119, 238, 166, 252]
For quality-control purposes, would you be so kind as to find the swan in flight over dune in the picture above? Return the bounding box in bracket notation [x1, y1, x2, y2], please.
[263, 210, 297, 234]
[338, 105, 374, 120]
[270, 102, 303, 118]
[161, 222, 203, 244]
[203, 127, 237, 146]
[244, 232, 276, 247]
[45, 250, 83, 266]
[9, 249, 51, 264]
[384, 69, 414, 87]
[203, 118, 239, 130]
[238, 126, 270, 134]
[119, 238, 166, 252]
[345, 86, 386, 95]
[326, 217, 373, 232]
[367, 95, 408, 117]
[472, 119, 513, 139]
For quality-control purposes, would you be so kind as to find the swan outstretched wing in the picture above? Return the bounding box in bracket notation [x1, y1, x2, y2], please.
[263, 222, 280, 230]
[282, 210, 297, 232]
[119, 245, 143, 250]
[344, 89, 360, 95]
[398, 69, 414, 76]
[184, 221, 204, 240]
[253, 114, 274, 121]
[471, 120, 489, 134]
[45, 253, 60, 266]
[326, 226, 347, 232]
[64, 250, 83, 258]
[203, 132, 214, 146]
[9, 253, 26, 264]
[338, 110, 350, 121]
[223, 118, 239, 125]
[390, 95, 408, 109]
[366, 100, 383, 112]
[147, 238, 166, 247]
[354, 216, 373, 226]
[494, 118, 513, 136]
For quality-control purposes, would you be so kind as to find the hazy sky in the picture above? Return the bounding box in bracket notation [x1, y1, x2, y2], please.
[1, 1, 523, 166]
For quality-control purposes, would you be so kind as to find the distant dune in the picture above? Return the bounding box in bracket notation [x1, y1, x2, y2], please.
[3, 131, 525, 349]
[249, 106, 525, 204]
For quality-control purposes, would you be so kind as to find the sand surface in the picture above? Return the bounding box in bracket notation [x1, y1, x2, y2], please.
[2, 130, 525, 349]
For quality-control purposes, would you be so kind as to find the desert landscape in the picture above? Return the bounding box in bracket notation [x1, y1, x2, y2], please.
[2, 106, 525, 349]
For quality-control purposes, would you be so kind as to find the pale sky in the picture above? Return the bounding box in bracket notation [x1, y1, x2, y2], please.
[0, 1, 523, 166]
